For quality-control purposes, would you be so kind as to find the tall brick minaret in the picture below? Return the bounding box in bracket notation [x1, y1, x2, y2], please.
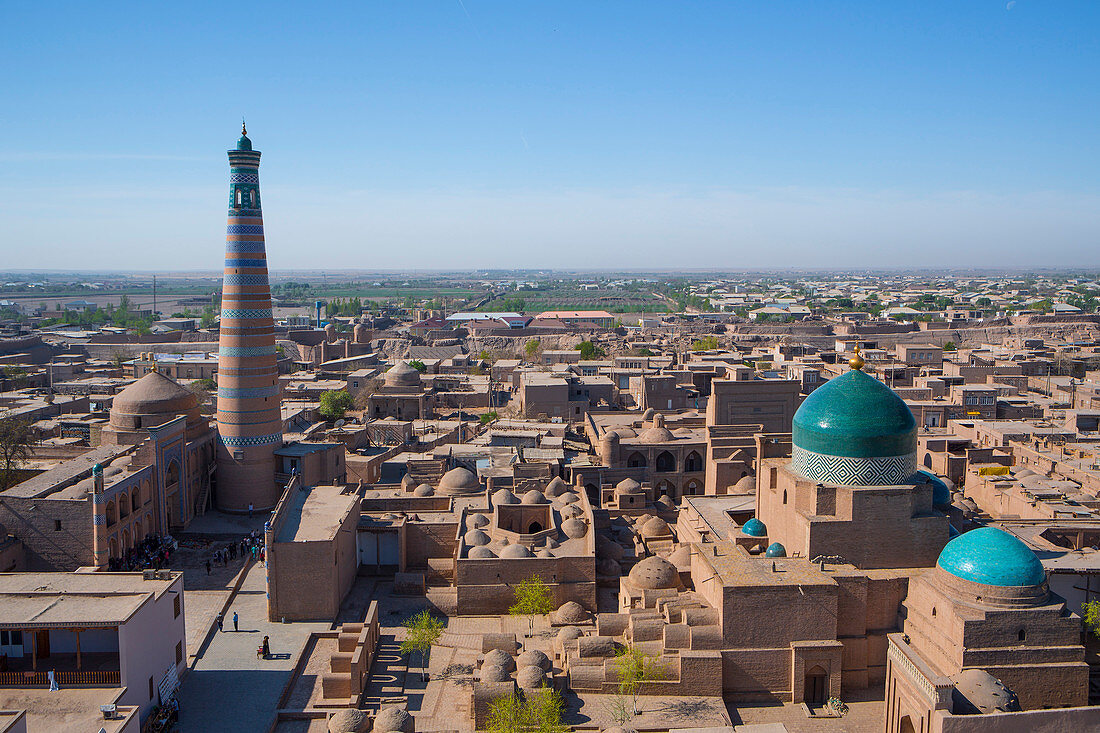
[215, 123, 283, 513]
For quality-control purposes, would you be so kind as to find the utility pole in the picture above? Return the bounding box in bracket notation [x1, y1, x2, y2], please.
[152, 275, 157, 316]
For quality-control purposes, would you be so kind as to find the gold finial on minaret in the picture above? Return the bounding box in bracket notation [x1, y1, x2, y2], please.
[849, 345, 865, 371]
[241, 119, 247, 135]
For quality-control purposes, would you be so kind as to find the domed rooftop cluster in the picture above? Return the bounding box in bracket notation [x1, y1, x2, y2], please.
[789, 359, 918, 486]
[936, 527, 1046, 588]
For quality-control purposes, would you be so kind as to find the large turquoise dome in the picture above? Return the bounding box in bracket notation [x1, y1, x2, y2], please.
[937, 527, 1045, 587]
[790, 367, 917, 486]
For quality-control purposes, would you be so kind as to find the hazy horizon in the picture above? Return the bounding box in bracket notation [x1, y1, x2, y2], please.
[2, 2, 1098, 270]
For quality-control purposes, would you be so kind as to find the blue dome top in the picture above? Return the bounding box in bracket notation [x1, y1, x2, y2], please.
[937, 527, 1045, 587]
[236, 122, 252, 151]
[764, 542, 786, 557]
[919, 470, 952, 506]
[793, 368, 916, 458]
[741, 517, 767, 537]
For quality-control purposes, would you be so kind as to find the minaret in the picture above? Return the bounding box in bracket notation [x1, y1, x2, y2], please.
[215, 123, 283, 513]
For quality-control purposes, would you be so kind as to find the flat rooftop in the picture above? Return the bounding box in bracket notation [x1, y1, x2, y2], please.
[1, 445, 128, 499]
[0, 571, 180, 628]
[0, 688, 133, 733]
[275, 484, 358, 543]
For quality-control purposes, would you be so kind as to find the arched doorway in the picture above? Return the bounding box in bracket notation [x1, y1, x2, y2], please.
[585, 483, 599, 505]
[804, 665, 828, 705]
[899, 715, 917, 733]
[655, 451, 675, 472]
[627, 452, 647, 468]
[684, 451, 703, 472]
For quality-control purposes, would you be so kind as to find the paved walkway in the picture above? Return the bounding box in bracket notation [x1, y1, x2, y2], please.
[176, 563, 329, 733]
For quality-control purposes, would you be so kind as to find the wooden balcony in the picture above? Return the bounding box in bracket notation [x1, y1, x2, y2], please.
[0, 668, 120, 686]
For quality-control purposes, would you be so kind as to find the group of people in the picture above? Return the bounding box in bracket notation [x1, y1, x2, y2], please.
[107, 533, 175, 572]
[204, 531, 265, 575]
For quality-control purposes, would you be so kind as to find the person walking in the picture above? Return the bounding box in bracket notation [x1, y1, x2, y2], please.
[232, 611, 239, 632]
[216, 612, 224, 632]
[205, 559, 211, 576]
[248, 503, 253, 518]
[261, 635, 270, 658]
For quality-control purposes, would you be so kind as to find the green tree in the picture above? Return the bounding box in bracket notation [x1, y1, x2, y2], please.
[0, 418, 35, 490]
[509, 574, 555, 633]
[486, 690, 527, 733]
[574, 341, 606, 360]
[613, 644, 666, 717]
[524, 339, 541, 358]
[201, 304, 216, 329]
[486, 688, 569, 733]
[480, 411, 499, 425]
[943, 341, 957, 352]
[400, 609, 444, 681]
[691, 335, 719, 351]
[407, 359, 427, 372]
[1084, 600, 1100, 638]
[318, 389, 354, 421]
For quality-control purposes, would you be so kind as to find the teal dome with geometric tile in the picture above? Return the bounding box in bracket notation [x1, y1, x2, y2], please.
[790, 359, 917, 486]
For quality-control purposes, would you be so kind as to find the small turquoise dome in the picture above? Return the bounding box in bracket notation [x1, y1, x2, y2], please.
[937, 527, 1045, 587]
[764, 542, 786, 557]
[92, 463, 103, 475]
[793, 369, 916, 458]
[919, 470, 952, 506]
[741, 517, 767, 537]
[236, 122, 252, 151]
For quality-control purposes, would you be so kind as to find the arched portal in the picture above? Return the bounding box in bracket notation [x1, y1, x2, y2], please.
[804, 665, 828, 705]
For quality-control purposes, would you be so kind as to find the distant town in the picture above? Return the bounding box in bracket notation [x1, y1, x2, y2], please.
[1, 132, 1099, 733]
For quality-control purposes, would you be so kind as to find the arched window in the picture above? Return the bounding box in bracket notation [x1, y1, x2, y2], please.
[118, 492, 129, 518]
[685, 480, 700, 496]
[106, 500, 117, 526]
[235, 190, 242, 205]
[782, 490, 788, 505]
[132, 490, 140, 512]
[655, 451, 675, 473]
[931, 606, 937, 617]
[684, 451, 703, 472]
[165, 460, 180, 488]
[1017, 628, 1026, 642]
[249, 190, 256, 206]
[627, 452, 647, 468]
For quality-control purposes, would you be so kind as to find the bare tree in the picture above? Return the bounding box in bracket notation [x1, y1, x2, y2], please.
[0, 418, 35, 490]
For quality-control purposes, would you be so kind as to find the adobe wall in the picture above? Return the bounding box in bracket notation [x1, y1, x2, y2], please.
[405, 522, 458, 570]
[268, 505, 359, 622]
[454, 556, 596, 614]
[934, 706, 1100, 733]
[0, 496, 94, 571]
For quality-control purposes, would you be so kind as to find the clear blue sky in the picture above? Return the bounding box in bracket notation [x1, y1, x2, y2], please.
[1, 1, 1097, 271]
